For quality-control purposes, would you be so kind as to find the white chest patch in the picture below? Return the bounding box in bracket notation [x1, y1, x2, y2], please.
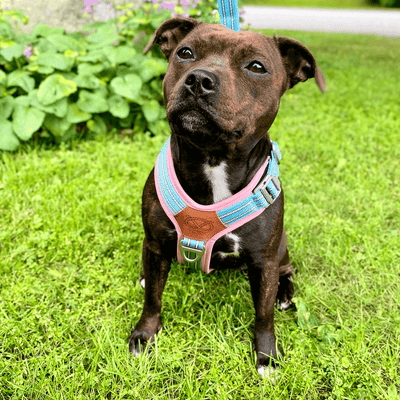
[219, 232, 241, 258]
[203, 161, 232, 203]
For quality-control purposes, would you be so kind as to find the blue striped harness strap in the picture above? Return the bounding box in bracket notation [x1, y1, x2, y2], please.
[154, 136, 282, 273]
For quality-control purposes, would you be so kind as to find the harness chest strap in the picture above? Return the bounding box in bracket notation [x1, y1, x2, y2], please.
[154, 136, 282, 273]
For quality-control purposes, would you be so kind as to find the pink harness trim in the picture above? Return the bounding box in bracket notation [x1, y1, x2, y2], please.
[154, 139, 271, 273]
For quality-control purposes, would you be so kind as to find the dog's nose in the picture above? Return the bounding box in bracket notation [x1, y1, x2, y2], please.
[184, 69, 220, 98]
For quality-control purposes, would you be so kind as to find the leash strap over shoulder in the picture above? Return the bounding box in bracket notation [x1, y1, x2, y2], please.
[154, 136, 282, 273]
[217, 0, 240, 32]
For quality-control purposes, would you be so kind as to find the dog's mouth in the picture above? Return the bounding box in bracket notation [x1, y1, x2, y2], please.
[168, 101, 244, 147]
[178, 110, 209, 133]
[169, 102, 219, 139]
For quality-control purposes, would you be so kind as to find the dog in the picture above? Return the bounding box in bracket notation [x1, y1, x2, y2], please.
[129, 16, 325, 378]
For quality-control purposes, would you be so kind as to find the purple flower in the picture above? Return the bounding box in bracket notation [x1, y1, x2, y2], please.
[239, 10, 245, 16]
[181, 0, 189, 5]
[23, 46, 33, 59]
[159, 1, 175, 11]
[84, 7, 93, 13]
[84, 0, 98, 6]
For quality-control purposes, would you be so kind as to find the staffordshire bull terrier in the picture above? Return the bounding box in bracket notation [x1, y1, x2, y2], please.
[129, 16, 325, 378]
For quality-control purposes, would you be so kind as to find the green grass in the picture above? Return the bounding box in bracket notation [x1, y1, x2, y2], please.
[1, 30, 400, 399]
[241, 0, 383, 9]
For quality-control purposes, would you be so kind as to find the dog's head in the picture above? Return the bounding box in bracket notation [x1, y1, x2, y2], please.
[144, 17, 325, 148]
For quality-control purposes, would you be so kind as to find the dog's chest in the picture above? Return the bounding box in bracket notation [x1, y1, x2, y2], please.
[203, 161, 242, 258]
[203, 161, 232, 203]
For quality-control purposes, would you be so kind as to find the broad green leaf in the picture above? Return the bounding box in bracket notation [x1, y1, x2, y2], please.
[103, 45, 136, 64]
[87, 115, 106, 135]
[93, 86, 108, 98]
[0, 21, 14, 39]
[46, 34, 86, 53]
[0, 96, 14, 119]
[316, 324, 342, 345]
[57, 72, 78, 81]
[14, 96, 30, 107]
[36, 38, 58, 54]
[139, 58, 168, 83]
[0, 43, 24, 62]
[293, 297, 320, 330]
[7, 70, 35, 92]
[148, 119, 168, 136]
[43, 114, 71, 137]
[77, 50, 105, 62]
[24, 61, 54, 75]
[77, 90, 108, 113]
[37, 74, 77, 105]
[66, 103, 91, 123]
[77, 63, 104, 76]
[73, 74, 100, 89]
[12, 104, 45, 141]
[37, 66, 54, 74]
[32, 24, 65, 38]
[142, 99, 160, 122]
[0, 70, 6, 85]
[61, 124, 77, 142]
[110, 74, 142, 101]
[37, 52, 75, 71]
[85, 32, 119, 49]
[0, 119, 20, 151]
[81, 21, 114, 32]
[108, 95, 129, 119]
[28, 89, 68, 118]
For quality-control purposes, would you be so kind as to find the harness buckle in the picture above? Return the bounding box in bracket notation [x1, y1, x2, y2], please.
[253, 175, 281, 205]
[179, 239, 206, 269]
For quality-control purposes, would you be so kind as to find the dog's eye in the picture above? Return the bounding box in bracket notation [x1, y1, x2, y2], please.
[246, 61, 267, 74]
[177, 47, 194, 59]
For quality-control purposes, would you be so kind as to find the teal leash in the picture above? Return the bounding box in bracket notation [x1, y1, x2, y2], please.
[216, 0, 240, 31]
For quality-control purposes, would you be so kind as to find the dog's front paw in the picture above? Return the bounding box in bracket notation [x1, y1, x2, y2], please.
[129, 329, 153, 356]
[254, 331, 279, 383]
[129, 316, 161, 356]
[257, 365, 278, 384]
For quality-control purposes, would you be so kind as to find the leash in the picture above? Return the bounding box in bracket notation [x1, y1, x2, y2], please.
[217, 0, 240, 31]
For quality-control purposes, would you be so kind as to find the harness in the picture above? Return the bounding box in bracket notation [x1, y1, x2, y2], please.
[154, 137, 282, 273]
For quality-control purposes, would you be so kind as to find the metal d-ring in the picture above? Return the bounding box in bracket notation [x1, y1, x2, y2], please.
[180, 240, 205, 265]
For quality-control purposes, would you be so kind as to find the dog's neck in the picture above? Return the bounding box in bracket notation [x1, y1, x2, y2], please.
[170, 134, 273, 206]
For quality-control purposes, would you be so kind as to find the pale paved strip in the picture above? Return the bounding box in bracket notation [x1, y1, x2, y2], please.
[241, 6, 400, 37]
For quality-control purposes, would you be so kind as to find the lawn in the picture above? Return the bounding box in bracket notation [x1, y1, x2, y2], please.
[1, 30, 400, 399]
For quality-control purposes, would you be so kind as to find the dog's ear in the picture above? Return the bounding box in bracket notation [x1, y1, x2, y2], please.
[143, 17, 202, 60]
[274, 36, 325, 93]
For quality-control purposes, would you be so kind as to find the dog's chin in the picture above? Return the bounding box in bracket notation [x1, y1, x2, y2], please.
[171, 110, 217, 145]
[178, 110, 209, 133]
[170, 110, 244, 148]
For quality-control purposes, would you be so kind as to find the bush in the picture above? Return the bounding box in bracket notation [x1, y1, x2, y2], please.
[369, 0, 400, 7]
[0, 0, 245, 151]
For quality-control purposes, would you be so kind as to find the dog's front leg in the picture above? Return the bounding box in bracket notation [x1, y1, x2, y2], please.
[129, 237, 171, 355]
[247, 257, 280, 377]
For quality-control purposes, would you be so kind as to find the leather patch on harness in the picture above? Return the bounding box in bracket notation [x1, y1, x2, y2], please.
[175, 206, 227, 241]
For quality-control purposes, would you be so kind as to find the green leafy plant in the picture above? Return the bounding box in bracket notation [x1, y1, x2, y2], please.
[293, 297, 342, 348]
[369, 0, 400, 7]
[0, 0, 246, 151]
